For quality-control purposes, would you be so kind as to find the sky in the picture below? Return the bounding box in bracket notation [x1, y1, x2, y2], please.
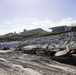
[0, 0, 76, 35]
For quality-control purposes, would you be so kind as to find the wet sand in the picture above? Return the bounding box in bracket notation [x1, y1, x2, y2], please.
[0, 51, 76, 75]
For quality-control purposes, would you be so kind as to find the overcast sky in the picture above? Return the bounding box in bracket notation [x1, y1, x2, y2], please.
[0, 0, 76, 35]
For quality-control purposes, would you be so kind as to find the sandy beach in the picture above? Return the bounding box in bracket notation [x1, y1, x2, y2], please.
[0, 50, 76, 75]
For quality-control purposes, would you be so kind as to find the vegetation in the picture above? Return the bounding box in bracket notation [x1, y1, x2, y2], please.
[0, 31, 74, 42]
[35, 32, 60, 37]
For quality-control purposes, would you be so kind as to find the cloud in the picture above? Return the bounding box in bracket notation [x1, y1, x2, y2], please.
[58, 18, 76, 26]
[6, 21, 11, 24]
[0, 18, 76, 35]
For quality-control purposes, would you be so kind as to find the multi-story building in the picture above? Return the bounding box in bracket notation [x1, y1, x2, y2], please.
[49, 26, 71, 33]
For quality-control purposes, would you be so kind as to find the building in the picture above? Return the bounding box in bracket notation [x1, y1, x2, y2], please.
[4, 32, 17, 36]
[49, 26, 70, 33]
[70, 26, 76, 31]
[20, 28, 46, 35]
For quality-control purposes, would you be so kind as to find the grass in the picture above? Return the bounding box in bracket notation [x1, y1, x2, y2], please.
[35, 32, 60, 37]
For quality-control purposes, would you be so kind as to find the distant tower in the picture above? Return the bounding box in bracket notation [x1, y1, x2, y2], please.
[14, 31, 16, 34]
[23, 29, 27, 32]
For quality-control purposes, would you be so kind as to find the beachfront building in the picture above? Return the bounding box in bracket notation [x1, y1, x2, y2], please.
[49, 26, 70, 33]
[20, 28, 46, 35]
[70, 26, 76, 31]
